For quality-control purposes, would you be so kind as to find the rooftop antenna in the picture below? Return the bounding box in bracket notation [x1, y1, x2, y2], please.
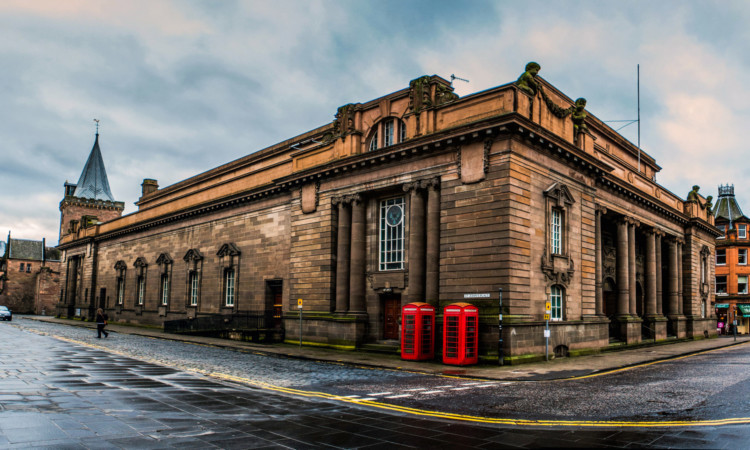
[450, 74, 469, 86]
[603, 64, 641, 172]
[94, 118, 100, 135]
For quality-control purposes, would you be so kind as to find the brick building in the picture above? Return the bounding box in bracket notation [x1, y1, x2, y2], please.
[56, 63, 719, 363]
[0, 235, 61, 314]
[713, 184, 750, 334]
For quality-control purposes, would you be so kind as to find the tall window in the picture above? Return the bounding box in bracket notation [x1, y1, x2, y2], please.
[137, 276, 145, 306]
[718, 225, 726, 239]
[383, 120, 394, 147]
[116, 278, 125, 305]
[189, 272, 199, 306]
[740, 224, 747, 239]
[379, 197, 405, 271]
[160, 274, 169, 306]
[740, 249, 747, 265]
[550, 285, 564, 321]
[716, 276, 727, 294]
[701, 300, 706, 319]
[551, 209, 562, 254]
[716, 249, 726, 265]
[368, 118, 407, 151]
[739, 276, 748, 294]
[224, 269, 235, 307]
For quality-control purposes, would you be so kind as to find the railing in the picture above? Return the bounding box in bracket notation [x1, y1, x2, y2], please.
[164, 311, 283, 343]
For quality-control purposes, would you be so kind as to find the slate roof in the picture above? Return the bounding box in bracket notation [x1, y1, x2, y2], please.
[73, 133, 115, 201]
[713, 184, 748, 225]
[8, 239, 44, 261]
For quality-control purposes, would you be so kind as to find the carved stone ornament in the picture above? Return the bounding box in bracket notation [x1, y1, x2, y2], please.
[409, 75, 458, 114]
[217, 243, 241, 257]
[331, 193, 362, 206]
[183, 248, 204, 262]
[543, 182, 575, 206]
[515, 62, 541, 97]
[332, 103, 356, 139]
[156, 253, 173, 266]
[541, 249, 575, 287]
[133, 256, 148, 268]
[114, 260, 127, 271]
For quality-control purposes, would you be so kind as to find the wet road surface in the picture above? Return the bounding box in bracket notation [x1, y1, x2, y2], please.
[1, 319, 749, 448]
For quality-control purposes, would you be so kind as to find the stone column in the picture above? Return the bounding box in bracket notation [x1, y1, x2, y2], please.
[628, 220, 638, 315]
[616, 218, 630, 317]
[334, 198, 351, 313]
[595, 206, 606, 316]
[645, 229, 657, 316]
[349, 196, 367, 313]
[425, 179, 441, 305]
[656, 231, 663, 316]
[677, 240, 684, 316]
[667, 238, 679, 316]
[405, 183, 426, 304]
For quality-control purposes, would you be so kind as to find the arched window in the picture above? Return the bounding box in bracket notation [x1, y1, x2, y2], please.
[550, 285, 564, 321]
[368, 118, 407, 151]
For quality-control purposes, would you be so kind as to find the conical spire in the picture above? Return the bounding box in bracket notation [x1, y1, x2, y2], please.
[72, 133, 115, 201]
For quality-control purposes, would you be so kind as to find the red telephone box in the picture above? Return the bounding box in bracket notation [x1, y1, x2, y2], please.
[443, 302, 479, 366]
[401, 302, 435, 360]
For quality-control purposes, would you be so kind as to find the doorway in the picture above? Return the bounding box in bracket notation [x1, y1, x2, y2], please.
[382, 293, 401, 340]
[265, 280, 283, 330]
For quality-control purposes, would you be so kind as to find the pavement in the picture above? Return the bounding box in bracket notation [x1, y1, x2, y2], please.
[23, 315, 750, 381]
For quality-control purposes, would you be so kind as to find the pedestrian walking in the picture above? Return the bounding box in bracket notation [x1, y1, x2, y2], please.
[95, 308, 109, 338]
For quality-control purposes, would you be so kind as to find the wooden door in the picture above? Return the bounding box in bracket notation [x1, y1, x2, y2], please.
[383, 295, 401, 340]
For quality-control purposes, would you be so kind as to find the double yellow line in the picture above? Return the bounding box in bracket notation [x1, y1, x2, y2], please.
[39, 330, 750, 428]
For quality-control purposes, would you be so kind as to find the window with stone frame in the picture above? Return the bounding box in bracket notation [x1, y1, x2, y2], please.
[542, 183, 575, 288]
[133, 257, 148, 306]
[367, 118, 407, 151]
[217, 243, 240, 310]
[716, 275, 727, 294]
[717, 225, 726, 240]
[114, 260, 127, 306]
[550, 285, 564, 321]
[19, 263, 24, 271]
[740, 224, 747, 239]
[716, 249, 726, 266]
[183, 249, 203, 308]
[25, 263, 31, 273]
[379, 196, 406, 271]
[740, 249, 748, 265]
[156, 253, 173, 307]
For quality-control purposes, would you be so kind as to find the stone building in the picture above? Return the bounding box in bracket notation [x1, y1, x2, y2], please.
[713, 184, 750, 334]
[0, 234, 61, 314]
[56, 63, 719, 363]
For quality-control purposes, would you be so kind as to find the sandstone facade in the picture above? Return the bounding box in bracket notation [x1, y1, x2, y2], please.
[56, 68, 719, 363]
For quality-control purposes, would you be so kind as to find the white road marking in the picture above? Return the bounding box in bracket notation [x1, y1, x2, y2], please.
[404, 388, 427, 391]
[342, 395, 361, 398]
[474, 384, 497, 388]
[450, 387, 472, 391]
[385, 394, 412, 399]
[434, 385, 454, 388]
[420, 390, 445, 395]
[367, 392, 392, 396]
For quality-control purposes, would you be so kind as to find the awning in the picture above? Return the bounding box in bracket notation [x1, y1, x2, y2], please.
[715, 303, 730, 309]
[737, 304, 750, 316]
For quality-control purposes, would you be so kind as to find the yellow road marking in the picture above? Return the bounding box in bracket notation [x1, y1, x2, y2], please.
[29, 330, 750, 428]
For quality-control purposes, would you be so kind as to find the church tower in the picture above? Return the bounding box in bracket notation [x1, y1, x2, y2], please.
[59, 129, 125, 241]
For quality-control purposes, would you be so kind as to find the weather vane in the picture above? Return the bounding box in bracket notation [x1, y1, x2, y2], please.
[93, 118, 100, 134]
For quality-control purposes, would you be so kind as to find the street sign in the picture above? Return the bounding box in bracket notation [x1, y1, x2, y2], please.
[545, 301, 551, 310]
[544, 314, 550, 321]
[297, 298, 303, 309]
[464, 293, 491, 299]
[544, 329, 550, 338]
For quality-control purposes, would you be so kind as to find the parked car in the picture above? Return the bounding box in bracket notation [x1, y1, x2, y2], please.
[0, 306, 11, 321]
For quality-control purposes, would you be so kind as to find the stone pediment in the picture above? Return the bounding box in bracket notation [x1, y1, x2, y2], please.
[544, 182, 575, 206]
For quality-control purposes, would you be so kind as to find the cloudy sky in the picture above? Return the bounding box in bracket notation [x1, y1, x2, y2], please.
[2, 0, 749, 245]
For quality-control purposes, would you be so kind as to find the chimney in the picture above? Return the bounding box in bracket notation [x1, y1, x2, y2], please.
[141, 179, 158, 197]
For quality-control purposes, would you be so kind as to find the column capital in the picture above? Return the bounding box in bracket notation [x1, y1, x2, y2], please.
[644, 227, 665, 237]
[665, 235, 685, 246]
[595, 204, 608, 215]
[617, 216, 639, 227]
[332, 194, 362, 206]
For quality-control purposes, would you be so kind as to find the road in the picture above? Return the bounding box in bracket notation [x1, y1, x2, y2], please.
[1, 318, 748, 448]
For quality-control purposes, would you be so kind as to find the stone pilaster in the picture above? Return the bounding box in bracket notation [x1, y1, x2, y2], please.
[349, 196, 366, 313]
[425, 178, 441, 305]
[616, 217, 630, 317]
[404, 182, 426, 304]
[595, 205, 606, 316]
[333, 197, 351, 313]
